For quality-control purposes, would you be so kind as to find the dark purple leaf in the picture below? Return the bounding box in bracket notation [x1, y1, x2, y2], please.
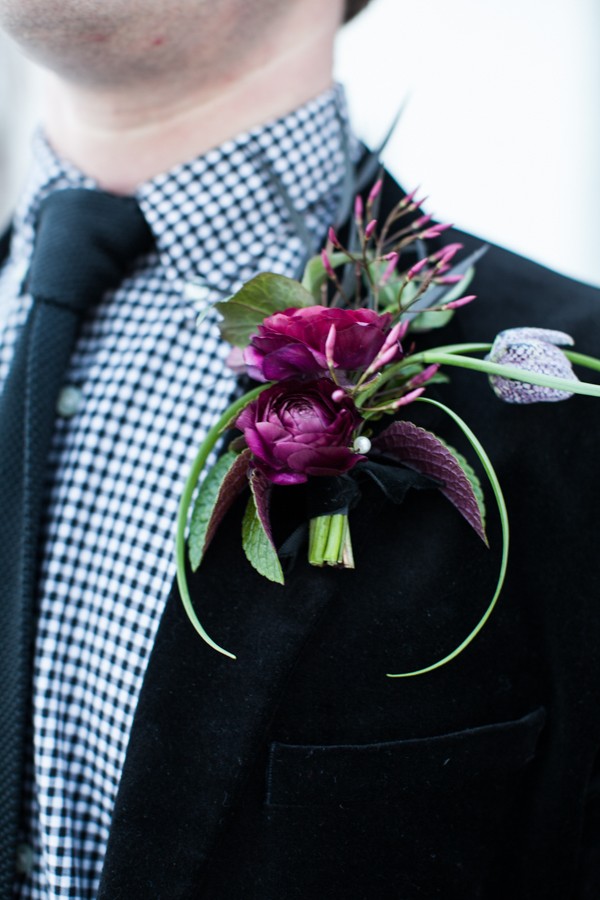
[373, 421, 488, 544]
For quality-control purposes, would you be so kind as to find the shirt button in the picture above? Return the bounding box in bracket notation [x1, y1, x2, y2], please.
[15, 842, 34, 876]
[56, 385, 83, 418]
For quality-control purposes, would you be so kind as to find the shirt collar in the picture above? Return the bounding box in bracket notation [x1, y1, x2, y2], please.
[12, 84, 354, 299]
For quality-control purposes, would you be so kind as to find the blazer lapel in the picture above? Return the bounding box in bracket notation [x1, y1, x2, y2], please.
[97, 495, 339, 899]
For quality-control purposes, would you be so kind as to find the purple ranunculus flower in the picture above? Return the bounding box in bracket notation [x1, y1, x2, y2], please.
[243, 306, 398, 382]
[487, 327, 578, 403]
[235, 378, 364, 485]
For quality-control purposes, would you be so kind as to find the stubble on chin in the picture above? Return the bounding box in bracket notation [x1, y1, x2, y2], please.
[0, 0, 292, 90]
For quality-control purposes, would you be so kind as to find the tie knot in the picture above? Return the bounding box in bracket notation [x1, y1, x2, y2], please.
[27, 188, 154, 314]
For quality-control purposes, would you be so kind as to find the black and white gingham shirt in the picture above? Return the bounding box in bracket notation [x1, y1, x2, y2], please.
[0, 85, 351, 900]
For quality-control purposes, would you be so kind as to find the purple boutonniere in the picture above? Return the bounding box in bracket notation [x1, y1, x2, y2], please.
[175, 179, 600, 677]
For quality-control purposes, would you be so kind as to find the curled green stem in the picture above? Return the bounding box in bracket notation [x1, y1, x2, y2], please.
[175, 383, 270, 659]
[411, 351, 600, 399]
[388, 396, 509, 678]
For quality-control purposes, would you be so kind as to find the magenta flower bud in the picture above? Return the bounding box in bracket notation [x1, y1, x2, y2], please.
[236, 378, 364, 485]
[400, 186, 420, 208]
[413, 213, 433, 230]
[328, 227, 341, 248]
[445, 294, 476, 309]
[363, 319, 405, 376]
[367, 179, 383, 205]
[380, 320, 404, 354]
[436, 274, 465, 285]
[394, 387, 425, 408]
[409, 363, 440, 387]
[321, 249, 335, 279]
[354, 195, 364, 224]
[325, 323, 337, 369]
[487, 327, 578, 404]
[331, 389, 346, 402]
[395, 319, 410, 343]
[381, 252, 399, 284]
[422, 222, 453, 239]
[421, 222, 452, 240]
[407, 257, 430, 280]
[243, 306, 397, 381]
[370, 343, 400, 372]
[432, 242, 463, 260]
[365, 219, 378, 240]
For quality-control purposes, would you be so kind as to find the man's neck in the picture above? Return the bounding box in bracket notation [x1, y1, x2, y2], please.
[42, 8, 340, 195]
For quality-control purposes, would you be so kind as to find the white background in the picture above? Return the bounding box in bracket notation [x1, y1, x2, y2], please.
[1, 0, 599, 285]
[336, 0, 600, 285]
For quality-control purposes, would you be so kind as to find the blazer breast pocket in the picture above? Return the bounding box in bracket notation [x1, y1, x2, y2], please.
[248, 708, 546, 900]
[266, 706, 546, 808]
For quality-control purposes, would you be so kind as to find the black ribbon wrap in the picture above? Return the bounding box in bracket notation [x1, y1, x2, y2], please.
[277, 458, 442, 570]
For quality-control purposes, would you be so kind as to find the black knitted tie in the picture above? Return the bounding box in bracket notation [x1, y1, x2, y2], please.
[0, 188, 153, 896]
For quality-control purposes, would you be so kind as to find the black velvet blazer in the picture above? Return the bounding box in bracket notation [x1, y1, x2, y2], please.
[3, 179, 600, 899]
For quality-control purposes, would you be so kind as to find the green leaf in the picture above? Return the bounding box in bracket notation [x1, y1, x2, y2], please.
[216, 273, 313, 347]
[301, 252, 350, 300]
[409, 307, 455, 332]
[242, 471, 285, 584]
[188, 449, 251, 571]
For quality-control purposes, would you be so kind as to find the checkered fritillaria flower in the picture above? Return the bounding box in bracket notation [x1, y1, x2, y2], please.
[487, 327, 578, 403]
